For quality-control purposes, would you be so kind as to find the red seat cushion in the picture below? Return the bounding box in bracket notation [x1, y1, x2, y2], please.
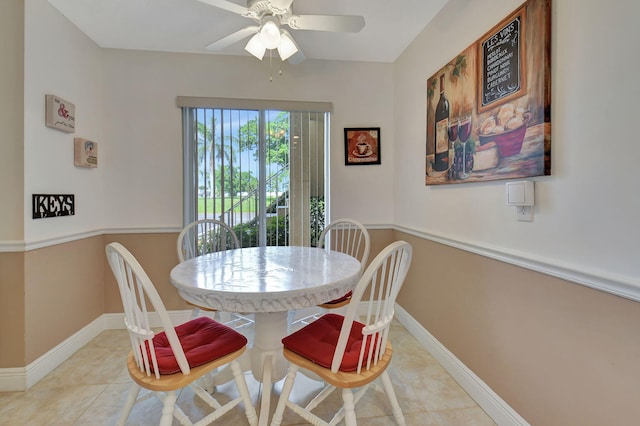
[282, 313, 374, 372]
[147, 316, 247, 375]
[324, 291, 352, 305]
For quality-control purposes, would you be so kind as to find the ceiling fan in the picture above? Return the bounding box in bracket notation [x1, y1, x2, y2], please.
[196, 0, 365, 63]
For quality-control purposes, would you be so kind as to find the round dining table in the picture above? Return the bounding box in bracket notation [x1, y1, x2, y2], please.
[169, 245, 362, 425]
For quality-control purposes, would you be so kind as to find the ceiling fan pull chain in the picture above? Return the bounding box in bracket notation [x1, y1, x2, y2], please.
[269, 50, 273, 82]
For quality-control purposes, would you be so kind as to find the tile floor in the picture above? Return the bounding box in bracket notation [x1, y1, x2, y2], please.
[0, 319, 496, 425]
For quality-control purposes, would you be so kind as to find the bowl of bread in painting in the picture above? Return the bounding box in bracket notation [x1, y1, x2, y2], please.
[478, 103, 531, 158]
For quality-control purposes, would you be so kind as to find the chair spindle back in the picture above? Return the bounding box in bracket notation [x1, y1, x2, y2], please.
[331, 240, 412, 374]
[318, 218, 370, 271]
[106, 242, 190, 379]
[177, 219, 240, 262]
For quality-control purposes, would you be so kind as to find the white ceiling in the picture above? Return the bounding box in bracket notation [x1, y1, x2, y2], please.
[47, 0, 448, 63]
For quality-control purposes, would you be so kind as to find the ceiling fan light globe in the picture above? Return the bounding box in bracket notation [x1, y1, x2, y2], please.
[245, 33, 266, 60]
[260, 18, 281, 49]
[277, 31, 299, 61]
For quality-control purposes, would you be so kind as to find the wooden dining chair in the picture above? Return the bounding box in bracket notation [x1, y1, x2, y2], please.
[106, 242, 258, 426]
[177, 219, 254, 329]
[271, 240, 412, 426]
[317, 218, 370, 307]
[293, 218, 370, 326]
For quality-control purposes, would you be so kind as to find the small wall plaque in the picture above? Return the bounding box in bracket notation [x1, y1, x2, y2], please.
[74, 138, 98, 168]
[344, 127, 381, 165]
[45, 94, 75, 133]
[32, 194, 75, 219]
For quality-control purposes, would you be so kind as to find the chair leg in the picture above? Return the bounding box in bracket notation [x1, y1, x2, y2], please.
[342, 388, 357, 426]
[231, 360, 258, 426]
[270, 365, 298, 426]
[217, 311, 232, 324]
[159, 390, 177, 426]
[116, 383, 141, 426]
[190, 306, 200, 319]
[200, 370, 216, 394]
[380, 371, 406, 426]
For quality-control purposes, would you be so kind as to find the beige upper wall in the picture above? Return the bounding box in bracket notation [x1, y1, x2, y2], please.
[393, 0, 640, 293]
[100, 50, 395, 230]
[0, 0, 24, 242]
[24, 0, 105, 245]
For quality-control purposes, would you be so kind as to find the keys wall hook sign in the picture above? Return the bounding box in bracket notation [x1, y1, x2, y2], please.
[32, 194, 75, 219]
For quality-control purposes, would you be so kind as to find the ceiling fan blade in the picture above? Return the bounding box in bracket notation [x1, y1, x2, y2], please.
[268, 0, 294, 13]
[287, 14, 365, 33]
[195, 0, 251, 17]
[204, 26, 259, 50]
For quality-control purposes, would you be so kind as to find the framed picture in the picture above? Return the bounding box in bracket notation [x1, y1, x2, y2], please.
[45, 94, 75, 133]
[74, 137, 98, 168]
[344, 127, 381, 165]
[425, 0, 551, 185]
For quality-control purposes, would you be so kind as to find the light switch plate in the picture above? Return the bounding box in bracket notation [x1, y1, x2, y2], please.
[506, 181, 534, 206]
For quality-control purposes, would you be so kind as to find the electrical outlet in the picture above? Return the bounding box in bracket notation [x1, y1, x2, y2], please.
[516, 206, 533, 222]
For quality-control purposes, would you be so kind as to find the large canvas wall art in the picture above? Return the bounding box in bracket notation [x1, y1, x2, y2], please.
[425, 0, 551, 185]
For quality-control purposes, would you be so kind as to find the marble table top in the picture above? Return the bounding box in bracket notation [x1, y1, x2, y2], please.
[169, 246, 362, 313]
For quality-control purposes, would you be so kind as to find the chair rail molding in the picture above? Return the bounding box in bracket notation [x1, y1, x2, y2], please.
[0, 240, 25, 252]
[4, 223, 638, 301]
[392, 224, 640, 303]
[0, 227, 182, 252]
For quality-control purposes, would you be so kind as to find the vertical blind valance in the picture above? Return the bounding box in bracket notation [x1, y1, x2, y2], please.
[176, 96, 332, 113]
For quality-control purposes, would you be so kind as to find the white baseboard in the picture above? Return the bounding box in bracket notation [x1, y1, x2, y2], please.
[0, 310, 193, 392]
[0, 368, 25, 392]
[393, 304, 529, 426]
[0, 315, 105, 392]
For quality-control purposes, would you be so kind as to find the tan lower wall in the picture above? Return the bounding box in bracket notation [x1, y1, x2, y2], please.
[103, 233, 183, 312]
[24, 236, 105, 364]
[0, 228, 395, 368]
[0, 252, 25, 367]
[0, 233, 185, 368]
[365, 228, 395, 268]
[8, 228, 640, 425]
[393, 231, 640, 426]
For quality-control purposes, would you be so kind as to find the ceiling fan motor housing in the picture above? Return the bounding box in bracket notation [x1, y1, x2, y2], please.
[247, 0, 292, 20]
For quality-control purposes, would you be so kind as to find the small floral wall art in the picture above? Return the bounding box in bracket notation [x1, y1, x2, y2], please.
[45, 94, 75, 133]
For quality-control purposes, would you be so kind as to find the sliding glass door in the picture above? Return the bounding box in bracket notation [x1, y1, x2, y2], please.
[182, 102, 328, 247]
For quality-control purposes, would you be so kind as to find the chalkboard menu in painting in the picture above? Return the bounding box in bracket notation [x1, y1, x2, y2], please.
[478, 9, 526, 112]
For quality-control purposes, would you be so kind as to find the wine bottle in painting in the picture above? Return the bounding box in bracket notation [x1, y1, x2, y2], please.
[433, 74, 450, 172]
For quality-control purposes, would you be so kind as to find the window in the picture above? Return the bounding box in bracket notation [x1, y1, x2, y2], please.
[179, 97, 331, 247]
